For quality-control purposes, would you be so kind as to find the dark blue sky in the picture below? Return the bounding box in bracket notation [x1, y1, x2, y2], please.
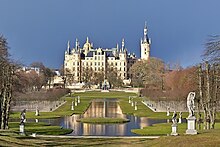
[1, 0, 220, 68]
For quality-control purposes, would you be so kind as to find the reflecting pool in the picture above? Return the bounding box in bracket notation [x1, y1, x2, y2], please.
[52, 98, 167, 136]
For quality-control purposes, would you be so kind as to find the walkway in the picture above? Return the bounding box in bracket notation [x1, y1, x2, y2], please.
[36, 135, 160, 139]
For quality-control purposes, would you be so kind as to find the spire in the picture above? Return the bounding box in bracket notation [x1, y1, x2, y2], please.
[67, 40, 70, 54]
[116, 43, 119, 51]
[86, 37, 89, 43]
[122, 38, 125, 51]
[144, 21, 147, 29]
[75, 38, 78, 50]
[144, 21, 148, 42]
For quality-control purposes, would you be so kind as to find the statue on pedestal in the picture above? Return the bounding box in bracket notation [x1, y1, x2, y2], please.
[20, 109, 26, 125]
[187, 92, 196, 117]
[172, 111, 177, 124]
[186, 92, 197, 135]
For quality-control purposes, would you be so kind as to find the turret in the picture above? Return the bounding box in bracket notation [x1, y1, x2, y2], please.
[75, 38, 79, 50]
[141, 21, 151, 60]
[121, 38, 125, 51]
[66, 40, 70, 54]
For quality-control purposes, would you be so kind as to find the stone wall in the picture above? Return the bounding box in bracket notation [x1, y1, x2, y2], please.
[11, 100, 66, 112]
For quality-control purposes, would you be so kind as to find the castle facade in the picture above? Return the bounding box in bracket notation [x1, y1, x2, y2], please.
[64, 23, 150, 84]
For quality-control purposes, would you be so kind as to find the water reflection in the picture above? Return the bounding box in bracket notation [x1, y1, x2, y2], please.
[83, 98, 125, 118]
[60, 99, 167, 136]
[9, 98, 170, 136]
[61, 115, 166, 136]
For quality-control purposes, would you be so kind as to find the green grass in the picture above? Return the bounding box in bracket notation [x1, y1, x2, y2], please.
[8, 122, 72, 135]
[10, 91, 220, 120]
[0, 129, 220, 146]
[131, 122, 220, 136]
[77, 117, 130, 124]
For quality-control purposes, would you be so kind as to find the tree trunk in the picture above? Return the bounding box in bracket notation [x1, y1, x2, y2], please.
[198, 64, 204, 130]
[205, 62, 211, 130]
[5, 66, 13, 129]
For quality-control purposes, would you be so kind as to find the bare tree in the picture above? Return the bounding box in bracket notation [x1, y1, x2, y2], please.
[198, 62, 219, 129]
[203, 35, 220, 64]
[0, 35, 14, 129]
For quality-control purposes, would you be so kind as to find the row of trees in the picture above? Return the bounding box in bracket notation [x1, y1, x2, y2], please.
[197, 36, 220, 130]
[65, 66, 123, 88]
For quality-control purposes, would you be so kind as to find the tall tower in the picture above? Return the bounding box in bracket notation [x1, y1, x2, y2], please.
[141, 22, 151, 60]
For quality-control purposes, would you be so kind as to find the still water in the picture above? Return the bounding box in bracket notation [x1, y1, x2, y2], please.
[47, 98, 167, 136]
[11, 98, 168, 136]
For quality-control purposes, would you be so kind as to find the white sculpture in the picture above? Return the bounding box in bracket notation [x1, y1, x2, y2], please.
[178, 112, 182, 123]
[187, 92, 196, 117]
[172, 111, 177, 124]
[167, 107, 170, 116]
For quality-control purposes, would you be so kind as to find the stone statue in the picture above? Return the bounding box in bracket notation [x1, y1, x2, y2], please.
[167, 107, 170, 116]
[187, 92, 196, 117]
[20, 109, 26, 125]
[179, 112, 182, 123]
[172, 111, 177, 124]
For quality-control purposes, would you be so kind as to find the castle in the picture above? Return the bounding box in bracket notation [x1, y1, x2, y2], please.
[64, 23, 151, 84]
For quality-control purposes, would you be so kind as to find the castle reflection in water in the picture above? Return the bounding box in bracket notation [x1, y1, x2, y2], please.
[61, 99, 166, 136]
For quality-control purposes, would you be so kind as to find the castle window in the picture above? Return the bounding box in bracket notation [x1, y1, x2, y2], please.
[95, 56, 97, 60]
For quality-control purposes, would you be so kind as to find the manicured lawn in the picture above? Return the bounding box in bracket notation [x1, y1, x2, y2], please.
[77, 117, 130, 124]
[0, 128, 220, 146]
[8, 122, 72, 135]
[132, 122, 220, 136]
[9, 91, 219, 122]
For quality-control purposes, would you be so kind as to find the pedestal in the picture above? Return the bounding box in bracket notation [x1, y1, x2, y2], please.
[135, 105, 137, 110]
[171, 123, 178, 136]
[75, 101, 78, 106]
[71, 105, 74, 110]
[186, 116, 197, 135]
[131, 101, 134, 107]
[178, 118, 182, 124]
[101, 90, 109, 92]
[19, 124, 25, 135]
